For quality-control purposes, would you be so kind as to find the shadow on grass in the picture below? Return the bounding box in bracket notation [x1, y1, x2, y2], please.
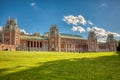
[0, 53, 120, 80]
[116, 51, 120, 55]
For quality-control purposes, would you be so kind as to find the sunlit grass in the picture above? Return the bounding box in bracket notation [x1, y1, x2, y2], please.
[0, 51, 120, 80]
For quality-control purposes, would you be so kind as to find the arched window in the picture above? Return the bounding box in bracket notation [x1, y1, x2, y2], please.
[40, 42, 42, 48]
[27, 41, 29, 47]
[31, 42, 33, 47]
[34, 42, 36, 47]
[37, 42, 39, 47]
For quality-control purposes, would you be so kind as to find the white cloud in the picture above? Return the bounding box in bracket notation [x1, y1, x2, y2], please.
[100, 2, 108, 9]
[88, 20, 93, 25]
[20, 29, 26, 34]
[100, 3, 107, 7]
[77, 15, 86, 25]
[106, 31, 120, 37]
[30, 2, 36, 6]
[87, 27, 106, 36]
[63, 15, 86, 25]
[71, 26, 85, 33]
[63, 14, 120, 41]
[20, 29, 29, 34]
[87, 27, 120, 42]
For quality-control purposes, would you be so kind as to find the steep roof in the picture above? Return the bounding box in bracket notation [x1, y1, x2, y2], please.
[20, 35, 48, 40]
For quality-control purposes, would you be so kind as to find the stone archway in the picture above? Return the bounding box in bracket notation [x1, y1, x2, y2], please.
[5, 48, 8, 51]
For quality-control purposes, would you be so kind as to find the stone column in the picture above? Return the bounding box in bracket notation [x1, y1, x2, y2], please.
[37, 41, 40, 50]
[32, 41, 34, 51]
[72, 44, 73, 52]
[2, 32, 4, 44]
[35, 41, 36, 50]
[67, 44, 69, 52]
[39, 42, 42, 50]
[34, 41, 35, 51]
[10, 32, 11, 45]
[65, 43, 67, 52]
[74, 44, 75, 52]
[39, 42, 41, 48]
[34, 41, 35, 50]
[29, 41, 31, 50]
[38, 41, 40, 51]
[67, 44, 68, 52]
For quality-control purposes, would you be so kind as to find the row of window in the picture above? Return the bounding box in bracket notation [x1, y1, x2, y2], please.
[27, 41, 42, 47]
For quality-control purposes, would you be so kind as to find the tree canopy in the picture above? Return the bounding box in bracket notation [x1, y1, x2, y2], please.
[117, 40, 120, 51]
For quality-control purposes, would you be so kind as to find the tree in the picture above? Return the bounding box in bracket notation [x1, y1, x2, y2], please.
[117, 40, 120, 51]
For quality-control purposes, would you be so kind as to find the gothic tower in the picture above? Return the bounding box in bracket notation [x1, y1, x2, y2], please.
[88, 31, 98, 52]
[106, 34, 116, 51]
[48, 25, 60, 51]
[2, 17, 20, 46]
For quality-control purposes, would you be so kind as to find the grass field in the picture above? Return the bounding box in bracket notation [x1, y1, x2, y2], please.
[0, 51, 120, 80]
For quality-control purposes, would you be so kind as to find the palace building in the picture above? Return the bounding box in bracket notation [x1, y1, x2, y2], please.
[0, 18, 117, 52]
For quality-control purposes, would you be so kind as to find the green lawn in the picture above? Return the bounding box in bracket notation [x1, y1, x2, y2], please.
[0, 51, 120, 80]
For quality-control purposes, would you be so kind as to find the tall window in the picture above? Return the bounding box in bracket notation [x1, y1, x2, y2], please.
[37, 42, 39, 47]
[27, 41, 29, 47]
[40, 42, 42, 48]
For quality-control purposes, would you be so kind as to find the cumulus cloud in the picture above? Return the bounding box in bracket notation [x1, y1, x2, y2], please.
[87, 27, 120, 42]
[71, 26, 86, 33]
[87, 27, 106, 36]
[88, 20, 93, 25]
[87, 27, 107, 42]
[63, 15, 86, 25]
[63, 14, 120, 42]
[30, 2, 36, 6]
[63, 15, 94, 33]
[106, 31, 120, 37]
[20, 29, 29, 34]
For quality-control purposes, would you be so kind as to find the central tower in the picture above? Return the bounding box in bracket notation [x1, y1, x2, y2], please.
[88, 31, 98, 52]
[48, 25, 60, 51]
[2, 17, 20, 46]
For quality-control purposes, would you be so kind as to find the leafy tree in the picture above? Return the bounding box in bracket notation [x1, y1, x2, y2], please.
[117, 40, 120, 51]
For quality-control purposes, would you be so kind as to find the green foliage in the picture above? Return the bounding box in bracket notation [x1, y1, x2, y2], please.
[117, 40, 120, 51]
[0, 51, 120, 80]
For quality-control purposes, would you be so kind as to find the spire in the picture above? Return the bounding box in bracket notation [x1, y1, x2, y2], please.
[6, 17, 19, 30]
[14, 18, 17, 25]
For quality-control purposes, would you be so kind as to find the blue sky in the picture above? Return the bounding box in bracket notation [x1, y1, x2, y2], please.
[0, 0, 120, 41]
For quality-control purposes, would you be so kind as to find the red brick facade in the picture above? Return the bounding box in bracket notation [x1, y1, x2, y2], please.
[0, 18, 117, 52]
[0, 18, 19, 51]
